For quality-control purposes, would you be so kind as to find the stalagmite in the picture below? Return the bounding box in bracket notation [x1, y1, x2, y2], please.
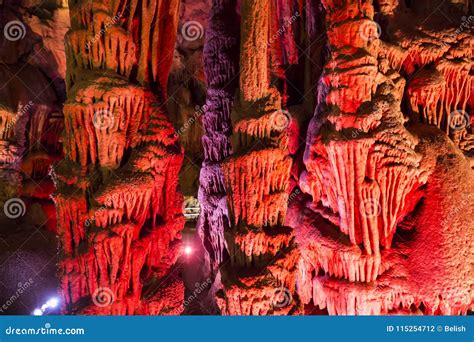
[52, 0, 185, 314]
[0, 0, 472, 318]
[214, 0, 301, 315]
[290, 0, 473, 315]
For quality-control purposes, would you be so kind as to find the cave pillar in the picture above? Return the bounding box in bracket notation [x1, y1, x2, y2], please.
[214, 0, 301, 315]
[52, 0, 184, 315]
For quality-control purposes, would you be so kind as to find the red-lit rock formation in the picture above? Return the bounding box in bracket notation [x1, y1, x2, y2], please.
[213, 0, 302, 315]
[380, 2, 473, 159]
[291, 0, 473, 315]
[52, 0, 185, 314]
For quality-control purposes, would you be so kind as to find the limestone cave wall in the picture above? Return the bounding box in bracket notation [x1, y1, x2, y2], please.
[0, 0, 472, 315]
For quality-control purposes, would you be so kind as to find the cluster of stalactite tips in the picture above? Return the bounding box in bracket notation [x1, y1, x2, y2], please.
[0, 0, 472, 315]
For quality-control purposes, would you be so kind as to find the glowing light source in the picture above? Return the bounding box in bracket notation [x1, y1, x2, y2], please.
[32, 297, 60, 316]
[184, 245, 192, 255]
[46, 297, 59, 308]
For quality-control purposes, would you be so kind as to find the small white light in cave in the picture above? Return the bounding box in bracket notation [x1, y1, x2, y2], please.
[184, 245, 192, 255]
[46, 297, 59, 308]
[32, 297, 60, 315]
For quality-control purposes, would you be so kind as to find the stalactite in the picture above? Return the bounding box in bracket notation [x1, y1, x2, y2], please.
[52, 0, 184, 315]
[197, 0, 240, 273]
[214, 0, 301, 315]
[290, 0, 473, 315]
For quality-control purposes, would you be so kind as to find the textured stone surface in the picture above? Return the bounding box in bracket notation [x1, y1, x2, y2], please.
[52, 0, 185, 315]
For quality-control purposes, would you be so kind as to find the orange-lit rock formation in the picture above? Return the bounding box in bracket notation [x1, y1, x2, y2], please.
[291, 0, 473, 315]
[52, 0, 185, 314]
[213, 0, 301, 315]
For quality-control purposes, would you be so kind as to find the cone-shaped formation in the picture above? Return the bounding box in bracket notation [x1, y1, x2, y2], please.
[212, 0, 301, 315]
[52, 0, 184, 314]
[291, 0, 473, 315]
